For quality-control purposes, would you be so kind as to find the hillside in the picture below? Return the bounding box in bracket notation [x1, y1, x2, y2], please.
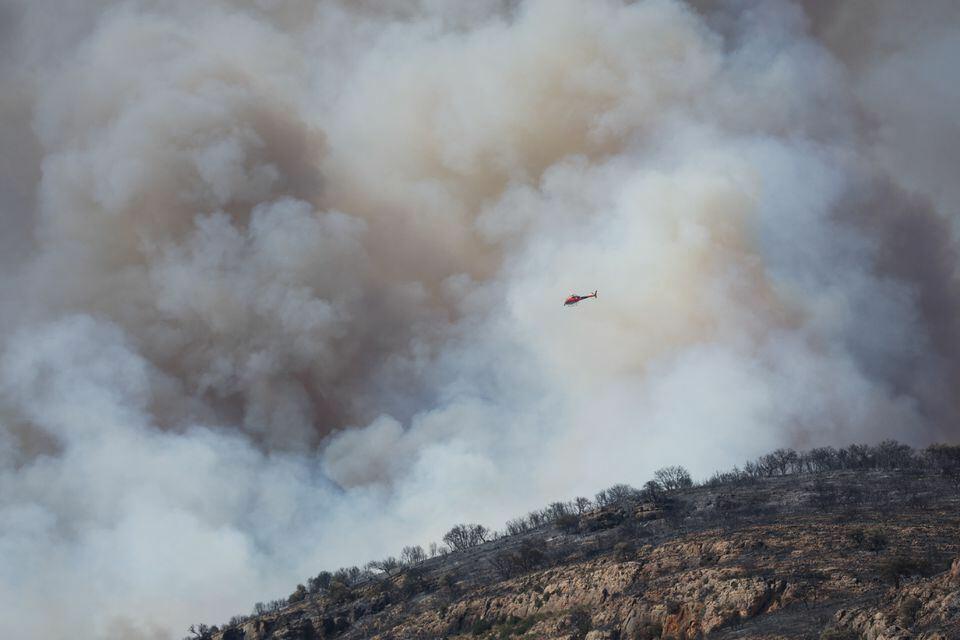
[194, 446, 960, 640]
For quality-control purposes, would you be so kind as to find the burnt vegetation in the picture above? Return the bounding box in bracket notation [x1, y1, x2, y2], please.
[186, 441, 960, 639]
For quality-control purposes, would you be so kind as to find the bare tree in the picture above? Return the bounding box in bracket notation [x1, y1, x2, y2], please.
[654, 466, 693, 491]
[807, 447, 837, 472]
[595, 483, 639, 507]
[505, 517, 531, 535]
[186, 624, 214, 640]
[400, 545, 427, 565]
[442, 523, 489, 551]
[875, 440, 914, 470]
[573, 496, 592, 514]
[545, 501, 572, 521]
[367, 556, 400, 574]
[766, 449, 797, 476]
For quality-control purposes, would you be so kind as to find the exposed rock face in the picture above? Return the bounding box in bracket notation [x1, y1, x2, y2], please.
[208, 472, 960, 640]
[833, 556, 960, 640]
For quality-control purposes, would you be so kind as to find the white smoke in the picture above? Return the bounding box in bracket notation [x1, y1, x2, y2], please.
[1, 0, 958, 637]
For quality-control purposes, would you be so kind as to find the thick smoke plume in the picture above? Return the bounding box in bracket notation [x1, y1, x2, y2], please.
[0, 0, 959, 637]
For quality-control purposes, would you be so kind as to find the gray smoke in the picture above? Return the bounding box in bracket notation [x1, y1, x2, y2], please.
[0, 0, 958, 637]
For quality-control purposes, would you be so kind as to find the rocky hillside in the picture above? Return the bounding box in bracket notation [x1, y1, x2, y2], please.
[194, 450, 960, 640]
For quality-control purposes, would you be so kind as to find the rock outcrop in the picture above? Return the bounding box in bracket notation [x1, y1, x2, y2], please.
[206, 471, 960, 640]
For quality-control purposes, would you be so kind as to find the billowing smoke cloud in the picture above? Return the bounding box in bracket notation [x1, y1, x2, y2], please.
[1, 0, 958, 637]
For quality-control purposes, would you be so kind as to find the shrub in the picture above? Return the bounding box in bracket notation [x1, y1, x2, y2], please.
[287, 584, 307, 604]
[307, 571, 332, 594]
[819, 627, 858, 640]
[847, 526, 888, 552]
[847, 527, 865, 547]
[440, 571, 459, 593]
[897, 595, 922, 626]
[327, 579, 355, 605]
[614, 541, 635, 561]
[399, 566, 429, 598]
[555, 513, 580, 533]
[864, 528, 889, 553]
[568, 606, 592, 638]
[470, 617, 494, 636]
[633, 620, 663, 640]
[878, 554, 931, 589]
[925, 444, 960, 483]
[489, 541, 546, 578]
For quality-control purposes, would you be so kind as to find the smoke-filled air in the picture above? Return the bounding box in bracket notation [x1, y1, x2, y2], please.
[1, 0, 959, 637]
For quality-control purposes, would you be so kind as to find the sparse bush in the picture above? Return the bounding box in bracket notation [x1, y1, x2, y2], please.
[819, 626, 858, 640]
[489, 541, 546, 579]
[470, 617, 494, 636]
[399, 566, 429, 598]
[614, 541, 635, 561]
[555, 513, 580, 533]
[846, 526, 888, 552]
[847, 527, 865, 547]
[568, 606, 592, 638]
[440, 571, 459, 593]
[632, 619, 663, 640]
[864, 528, 889, 553]
[897, 595, 922, 626]
[287, 584, 307, 604]
[327, 579, 355, 604]
[878, 554, 931, 589]
[371, 576, 394, 597]
[811, 478, 837, 512]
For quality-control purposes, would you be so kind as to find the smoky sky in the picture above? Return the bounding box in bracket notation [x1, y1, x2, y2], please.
[1, 1, 959, 638]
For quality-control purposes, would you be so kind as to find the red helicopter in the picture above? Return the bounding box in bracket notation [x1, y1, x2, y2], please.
[564, 290, 597, 306]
